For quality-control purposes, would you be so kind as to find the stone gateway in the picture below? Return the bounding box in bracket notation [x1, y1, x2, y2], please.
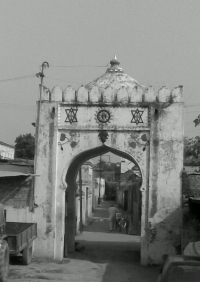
[34, 56, 184, 265]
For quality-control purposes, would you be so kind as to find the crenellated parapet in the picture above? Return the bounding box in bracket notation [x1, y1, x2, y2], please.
[40, 84, 183, 105]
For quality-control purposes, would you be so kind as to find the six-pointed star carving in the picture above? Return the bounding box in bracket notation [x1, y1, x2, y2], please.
[65, 107, 78, 124]
[131, 108, 144, 125]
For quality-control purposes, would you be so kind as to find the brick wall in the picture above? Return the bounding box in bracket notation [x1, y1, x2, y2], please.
[0, 176, 34, 209]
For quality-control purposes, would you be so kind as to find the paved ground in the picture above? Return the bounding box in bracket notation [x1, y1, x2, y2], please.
[8, 200, 160, 281]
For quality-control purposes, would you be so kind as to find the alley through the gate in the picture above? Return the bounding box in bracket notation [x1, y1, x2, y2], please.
[70, 200, 160, 281]
[8, 200, 160, 282]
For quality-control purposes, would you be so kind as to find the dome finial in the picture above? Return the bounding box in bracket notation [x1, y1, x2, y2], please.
[107, 55, 123, 73]
[110, 55, 120, 66]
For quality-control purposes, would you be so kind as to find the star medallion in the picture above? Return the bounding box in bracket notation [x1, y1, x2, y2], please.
[131, 108, 144, 125]
[65, 107, 78, 124]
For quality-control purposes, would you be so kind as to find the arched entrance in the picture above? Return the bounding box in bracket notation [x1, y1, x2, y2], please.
[65, 145, 144, 257]
[34, 56, 184, 265]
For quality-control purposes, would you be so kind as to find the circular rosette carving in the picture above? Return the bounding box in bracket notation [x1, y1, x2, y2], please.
[95, 108, 113, 126]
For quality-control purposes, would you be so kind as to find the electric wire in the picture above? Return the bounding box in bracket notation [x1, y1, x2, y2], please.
[0, 74, 36, 83]
[186, 129, 200, 133]
[0, 102, 35, 108]
[185, 104, 200, 108]
[2, 71, 200, 110]
[185, 121, 196, 124]
[49, 63, 109, 68]
[0, 103, 35, 111]
[45, 76, 83, 84]
[185, 110, 200, 114]
[0, 107, 35, 112]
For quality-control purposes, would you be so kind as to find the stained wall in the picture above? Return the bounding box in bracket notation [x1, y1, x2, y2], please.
[34, 78, 184, 265]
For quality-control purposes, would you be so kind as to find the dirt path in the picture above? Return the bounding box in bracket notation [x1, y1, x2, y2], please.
[8, 200, 160, 281]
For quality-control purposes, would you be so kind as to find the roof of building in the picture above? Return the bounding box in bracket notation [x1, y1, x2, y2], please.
[0, 158, 37, 177]
[0, 171, 34, 178]
[0, 141, 15, 149]
[0, 162, 34, 174]
[85, 55, 145, 92]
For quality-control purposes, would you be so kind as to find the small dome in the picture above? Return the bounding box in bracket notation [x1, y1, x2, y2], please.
[85, 55, 145, 91]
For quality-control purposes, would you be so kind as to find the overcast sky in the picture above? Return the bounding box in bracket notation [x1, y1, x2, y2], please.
[0, 0, 199, 145]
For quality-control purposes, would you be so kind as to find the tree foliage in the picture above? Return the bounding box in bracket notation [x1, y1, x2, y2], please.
[15, 133, 35, 160]
[95, 160, 117, 171]
[194, 115, 200, 127]
[95, 160, 121, 181]
[184, 136, 200, 165]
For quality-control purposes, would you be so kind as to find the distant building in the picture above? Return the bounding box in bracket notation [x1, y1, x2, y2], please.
[0, 159, 36, 223]
[75, 162, 93, 233]
[0, 141, 15, 160]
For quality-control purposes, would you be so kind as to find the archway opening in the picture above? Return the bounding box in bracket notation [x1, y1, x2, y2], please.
[65, 145, 143, 261]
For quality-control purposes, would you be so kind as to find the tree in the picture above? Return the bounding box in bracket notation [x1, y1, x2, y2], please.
[14, 133, 35, 160]
[194, 115, 200, 127]
[185, 116, 200, 164]
[184, 136, 200, 165]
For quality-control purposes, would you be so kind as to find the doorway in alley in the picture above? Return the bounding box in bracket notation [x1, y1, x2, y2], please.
[64, 145, 143, 261]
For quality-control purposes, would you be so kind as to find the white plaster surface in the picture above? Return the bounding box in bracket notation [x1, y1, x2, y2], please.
[34, 68, 184, 266]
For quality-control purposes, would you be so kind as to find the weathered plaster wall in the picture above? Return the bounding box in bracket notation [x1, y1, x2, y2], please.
[148, 100, 184, 264]
[75, 163, 93, 227]
[95, 178, 105, 199]
[75, 186, 92, 231]
[34, 101, 59, 259]
[131, 181, 141, 235]
[34, 79, 184, 266]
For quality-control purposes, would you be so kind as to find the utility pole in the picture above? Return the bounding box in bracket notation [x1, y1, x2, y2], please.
[79, 168, 83, 232]
[98, 155, 102, 205]
[36, 61, 49, 120]
[35, 62, 49, 173]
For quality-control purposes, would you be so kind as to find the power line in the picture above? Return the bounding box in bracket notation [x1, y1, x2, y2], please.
[185, 122, 195, 124]
[0, 107, 35, 112]
[45, 76, 83, 84]
[0, 102, 35, 108]
[186, 129, 200, 132]
[185, 104, 200, 108]
[49, 63, 109, 68]
[185, 110, 200, 114]
[0, 74, 36, 83]
[0, 103, 35, 111]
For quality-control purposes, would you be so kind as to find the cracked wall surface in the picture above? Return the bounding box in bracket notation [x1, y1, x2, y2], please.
[34, 71, 184, 265]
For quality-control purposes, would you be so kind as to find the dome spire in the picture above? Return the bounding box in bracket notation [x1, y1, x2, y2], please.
[106, 55, 124, 73]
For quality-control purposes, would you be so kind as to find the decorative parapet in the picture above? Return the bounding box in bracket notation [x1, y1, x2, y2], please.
[144, 86, 157, 102]
[76, 86, 88, 103]
[172, 86, 183, 102]
[158, 86, 171, 102]
[40, 85, 183, 104]
[51, 86, 62, 102]
[89, 86, 101, 102]
[130, 86, 143, 103]
[40, 85, 50, 101]
[63, 86, 76, 103]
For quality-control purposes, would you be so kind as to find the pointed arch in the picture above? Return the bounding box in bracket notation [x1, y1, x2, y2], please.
[64, 144, 143, 255]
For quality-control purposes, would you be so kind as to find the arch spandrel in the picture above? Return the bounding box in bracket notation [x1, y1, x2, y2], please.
[58, 129, 148, 189]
